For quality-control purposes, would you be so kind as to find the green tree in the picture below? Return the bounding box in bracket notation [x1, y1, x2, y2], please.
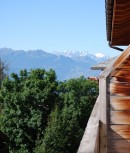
[0, 58, 8, 86]
[35, 106, 83, 153]
[36, 76, 98, 153]
[0, 69, 58, 153]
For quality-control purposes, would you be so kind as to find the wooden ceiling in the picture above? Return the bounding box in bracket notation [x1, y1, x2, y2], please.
[106, 0, 130, 46]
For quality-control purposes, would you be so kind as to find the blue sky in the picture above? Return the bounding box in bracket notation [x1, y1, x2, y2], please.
[0, 0, 122, 57]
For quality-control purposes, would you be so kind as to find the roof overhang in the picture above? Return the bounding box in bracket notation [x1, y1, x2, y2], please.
[91, 56, 118, 70]
[106, 0, 130, 46]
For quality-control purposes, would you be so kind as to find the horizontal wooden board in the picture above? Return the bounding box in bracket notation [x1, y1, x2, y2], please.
[111, 75, 130, 82]
[108, 125, 130, 140]
[107, 139, 130, 153]
[110, 69, 130, 80]
[110, 111, 130, 124]
[110, 82, 130, 96]
[116, 64, 130, 70]
[110, 96, 130, 110]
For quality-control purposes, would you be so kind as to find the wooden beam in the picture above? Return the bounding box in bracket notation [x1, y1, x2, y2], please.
[98, 57, 115, 153]
[77, 97, 100, 153]
[99, 77, 108, 153]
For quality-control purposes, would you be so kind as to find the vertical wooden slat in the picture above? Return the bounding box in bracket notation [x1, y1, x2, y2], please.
[99, 77, 107, 153]
[98, 57, 116, 153]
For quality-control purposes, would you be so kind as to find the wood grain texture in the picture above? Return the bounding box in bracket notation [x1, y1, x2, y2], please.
[116, 58, 130, 69]
[110, 0, 130, 46]
[107, 139, 130, 153]
[99, 77, 108, 153]
[110, 96, 130, 110]
[110, 75, 130, 83]
[110, 111, 130, 124]
[110, 69, 130, 81]
[77, 97, 100, 153]
[108, 125, 130, 140]
[108, 46, 130, 152]
[110, 82, 130, 96]
[110, 45, 130, 76]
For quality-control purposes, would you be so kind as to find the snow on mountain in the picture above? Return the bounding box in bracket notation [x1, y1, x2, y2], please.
[61, 50, 89, 57]
[0, 48, 108, 80]
[54, 50, 108, 61]
[94, 53, 105, 58]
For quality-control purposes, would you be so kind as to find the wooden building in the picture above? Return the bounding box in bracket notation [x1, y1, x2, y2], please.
[106, 0, 130, 46]
[77, 0, 130, 153]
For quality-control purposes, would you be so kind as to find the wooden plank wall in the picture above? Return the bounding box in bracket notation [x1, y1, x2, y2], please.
[107, 55, 130, 153]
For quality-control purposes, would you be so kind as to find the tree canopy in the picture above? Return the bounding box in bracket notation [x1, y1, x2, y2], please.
[0, 69, 98, 153]
[35, 76, 98, 153]
[0, 69, 58, 152]
[0, 58, 8, 86]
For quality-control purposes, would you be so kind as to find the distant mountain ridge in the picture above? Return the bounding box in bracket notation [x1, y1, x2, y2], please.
[0, 48, 108, 80]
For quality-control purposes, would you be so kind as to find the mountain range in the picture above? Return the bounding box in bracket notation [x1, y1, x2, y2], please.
[0, 48, 108, 80]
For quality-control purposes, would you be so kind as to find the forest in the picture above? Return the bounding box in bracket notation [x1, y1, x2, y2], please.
[0, 66, 98, 153]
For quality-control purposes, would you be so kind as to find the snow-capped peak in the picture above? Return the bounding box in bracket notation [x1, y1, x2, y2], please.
[58, 50, 89, 57]
[53, 50, 107, 60]
[94, 53, 105, 58]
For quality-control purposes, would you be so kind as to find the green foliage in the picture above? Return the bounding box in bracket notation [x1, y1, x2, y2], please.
[0, 69, 98, 153]
[0, 69, 58, 152]
[35, 76, 98, 153]
[35, 106, 83, 153]
[0, 58, 8, 86]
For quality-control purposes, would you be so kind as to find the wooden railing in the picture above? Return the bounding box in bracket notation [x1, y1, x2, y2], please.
[77, 96, 100, 153]
[77, 58, 116, 153]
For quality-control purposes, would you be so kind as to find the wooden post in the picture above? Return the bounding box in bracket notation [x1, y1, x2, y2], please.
[99, 76, 107, 153]
[98, 55, 116, 153]
[77, 97, 100, 153]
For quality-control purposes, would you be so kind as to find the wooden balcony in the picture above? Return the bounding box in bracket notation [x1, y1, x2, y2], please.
[77, 46, 130, 153]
